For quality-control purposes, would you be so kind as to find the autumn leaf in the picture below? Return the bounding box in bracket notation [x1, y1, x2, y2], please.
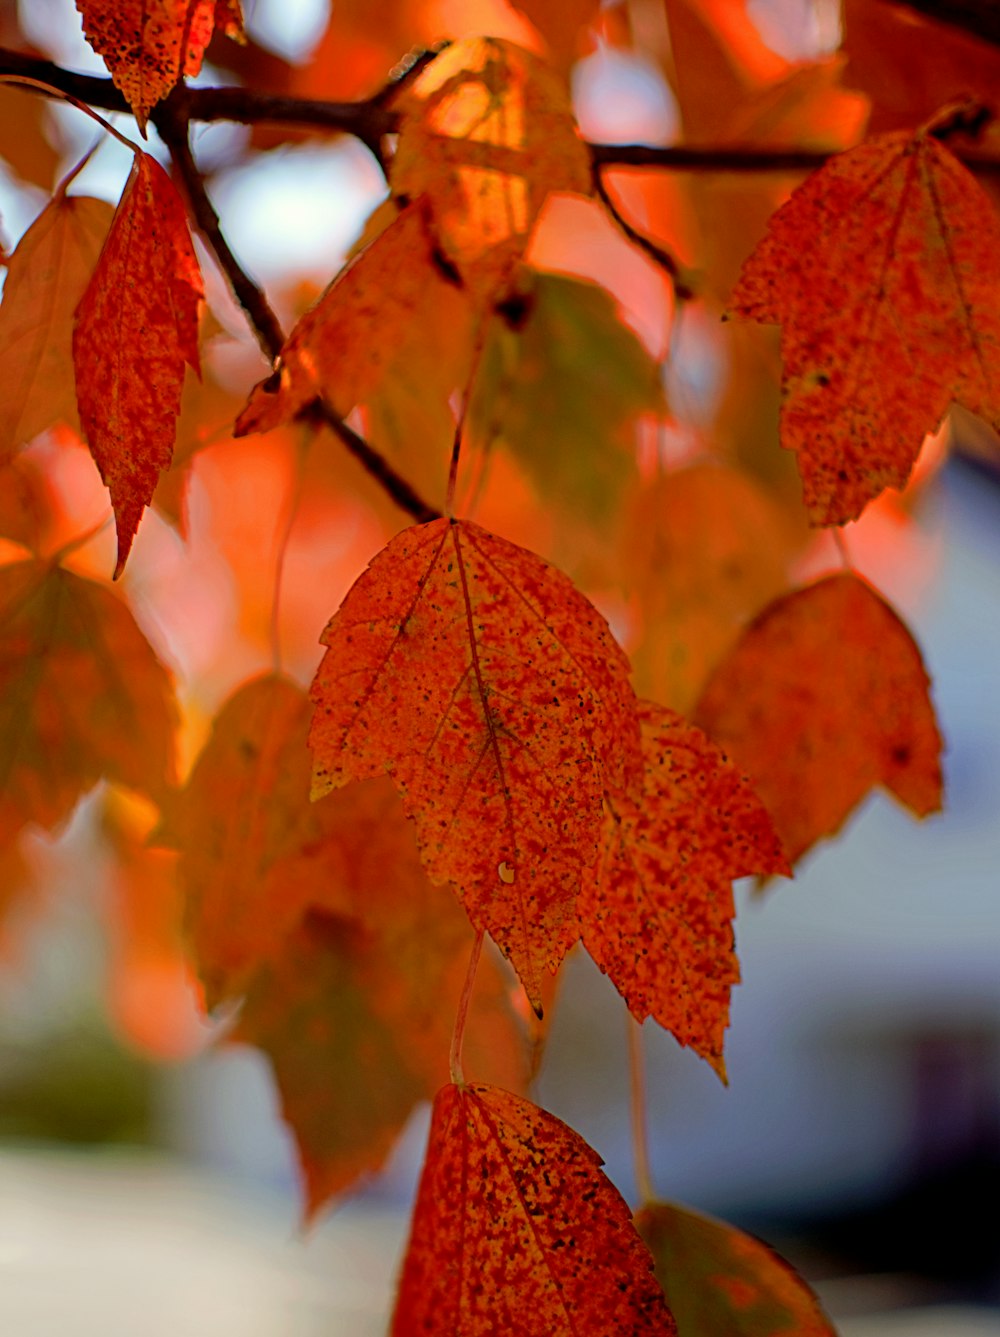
[469, 269, 664, 528]
[624, 463, 795, 713]
[308, 517, 641, 1010]
[693, 572, 943, 866]
[235, 200, 469, 438]
[166, 675, 527, 1212]
[636, 1199, 835, 1337]
[236, 903, 526, 1220]
[392, 1082, 675, 1335]
[76, 0, 244, 132]
[0, 192, 113, 461]
[0, 87, 62, 191]
[390, 37, 593, 301]
[0, 560, 177, 850]
[508, 0, 601, 73]
[580, 702, 789, 1075]
[73, 152, 203, 577]
[729, 127, 1000, 525]
[159, 674, 363, 1008]
[0, 453, 61, 555]
[100, 791, 203, 1061]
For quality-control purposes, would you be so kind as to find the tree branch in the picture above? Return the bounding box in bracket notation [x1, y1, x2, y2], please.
[155, 106, 441, 525]
[5, 45, 1000, 179]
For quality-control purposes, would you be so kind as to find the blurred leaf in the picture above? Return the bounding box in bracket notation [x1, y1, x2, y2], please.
[471, 270, 664, 528]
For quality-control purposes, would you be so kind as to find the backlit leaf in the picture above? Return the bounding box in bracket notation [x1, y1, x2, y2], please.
[76, 0, 244, 132]
[100, 792, 204, 1062]
[0, 193, 112, 460]
[235, 893, 526, 1216]
[693, 573, 943, 865]
[73, 152, 203, 577]
[309, 517, 641, 1010]
[580, 702, 789, 1075]
[391, 37, 592, 301]
[470, 270, 663, 528]
[730, 129, 1000, 525]
[0, 87, 62, 191]
[160, 673, 364, 1008]
[392, 1082, 675, 1335]
[0, 560, 177, 849]
[637, 1198, 835, 1337]
[236, 201, 468, 438]
[625, 463, 796, 713]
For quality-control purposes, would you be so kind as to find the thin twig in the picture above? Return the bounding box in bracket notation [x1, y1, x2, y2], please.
[627, 1011, 655, 1206]
[307, 402, 441, 523]
[6, 46, 1000, 179]
[592, 162, 694, 301]
[157, 110, 441, 524]
[449, 928, 485, 1086]
[158, 110, 285, 359]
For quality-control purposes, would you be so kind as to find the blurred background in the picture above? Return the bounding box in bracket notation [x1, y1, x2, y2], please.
[0, 0, 999, 1332]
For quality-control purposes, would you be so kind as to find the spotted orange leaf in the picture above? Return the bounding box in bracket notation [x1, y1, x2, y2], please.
[693, 573, 943, 866]
[392, 1082, 675, 1335]
[729, 128, 1000, 524]
[237, 906, 526, 1221]
[308, 517, 641, 1012]
[235, 200, 468, 437]
[76, 0, 244, 132]
[0, 560, 177, 850]
[580, 702, 789, 1076]
[391, 37, 592, 301]
[0, 192, 112, 460]
[73, 152, 203, 577]
[637, 1199, 835, 1337]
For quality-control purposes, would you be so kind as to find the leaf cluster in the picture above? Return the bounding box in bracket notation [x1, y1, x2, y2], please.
[0, 0, 993, 1330]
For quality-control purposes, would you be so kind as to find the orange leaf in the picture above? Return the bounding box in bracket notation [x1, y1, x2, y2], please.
[235, 906, 525, 1218]
[0, 193, 112, 460]
[508, 0, 601, 71]
[0, 560, 177, 849]
[100, 793, 204, 1062]
[73, 152, 202, 577]
[624, 463, 796, 713]
[580, 702, 789, 1076]
[391, 38, 592, 301]
[235, 201, 468, 437]
[729, 128, 1000, 525]
[160, 674, 365, 1008]
[693, 573, 943, 866]
[392, 1082, 675, 1335]
[309, 517, 641, 1010]
[76, 0, 244, 131]
[637, 1199, 835, 1337]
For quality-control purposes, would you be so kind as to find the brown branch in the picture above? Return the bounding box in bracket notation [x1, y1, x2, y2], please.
[155, 106, 440, 525]
[5, 45, 1000, 178]
[592, 163, 694, 301]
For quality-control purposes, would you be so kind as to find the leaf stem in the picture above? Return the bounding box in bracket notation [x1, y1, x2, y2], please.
[449, 927, 485, 1086]
[627, 1010, 655, 1206]
[446, 313, 491, 517]
[593, 164, 694, 302]
[0, 73, 139, 154]
[270, 433, 308, 674]
[832, 527, 852, 569]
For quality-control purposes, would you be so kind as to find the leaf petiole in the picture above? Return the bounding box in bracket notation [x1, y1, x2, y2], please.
[449, 927, 485, 1085]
